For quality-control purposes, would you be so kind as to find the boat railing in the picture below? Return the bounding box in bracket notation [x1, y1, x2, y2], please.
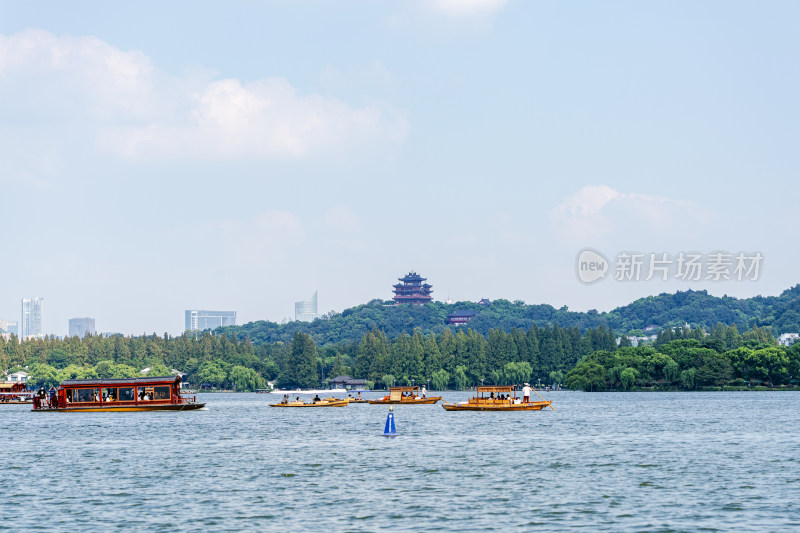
[33, 394, 198, 409]
[175, 395, 198, 405]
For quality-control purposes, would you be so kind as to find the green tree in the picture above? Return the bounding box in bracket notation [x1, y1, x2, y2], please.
[620, 367, 637, 390]
[27, 363, 59, 389]
[680, 368, 696, 389]
[549, 370, 564, 387]
[196, 362, 227, 388]
[663, 360, 680, 383]
[228, 365, 265, 391]
[430, 369, 449, 390]
[110, 364, 139, 379]
[145, 363, 171, 377]
[565, 362, 606, 392]
[453, 365, 468, 390]
[278, 332, 319, 389]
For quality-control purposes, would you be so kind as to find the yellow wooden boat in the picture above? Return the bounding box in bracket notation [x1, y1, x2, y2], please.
[442, 385, 554, 411]
[367, 386, 441, 405]
[269, 398, 349, 407]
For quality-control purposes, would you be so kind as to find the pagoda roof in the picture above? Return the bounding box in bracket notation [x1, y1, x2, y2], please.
[393, 291, 433, 296]
[447, 310, 480, 318]
[398, 271, 427, 282]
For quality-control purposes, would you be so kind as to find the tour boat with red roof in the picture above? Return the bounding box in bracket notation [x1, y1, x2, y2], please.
[0, 382, 33, 404]
[31, 375, 205, 412]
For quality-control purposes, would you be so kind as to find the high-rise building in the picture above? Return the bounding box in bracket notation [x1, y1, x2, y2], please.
[392, 271, 433, 305]
[21, 297, 44, 339]
[69, 317, 96, 338]
[185, 310, 237, 331]
[0, 319, 18, 340]
[295, 291, 319, 322]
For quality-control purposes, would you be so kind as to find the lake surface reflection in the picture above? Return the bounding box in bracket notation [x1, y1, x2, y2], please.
[3, 391, 799, 531]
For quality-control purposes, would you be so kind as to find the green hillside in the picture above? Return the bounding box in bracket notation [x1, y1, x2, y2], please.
[221, 285, 800, 346]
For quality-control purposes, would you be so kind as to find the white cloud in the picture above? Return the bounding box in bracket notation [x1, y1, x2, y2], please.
[323, 205, 362, 234]
[319, 60, 397, 93]
[0, 29, 409, 165]
[550, 185, 710, 243]
[430, 0, 509, 17]
[322, 205, 369, 252]
[192, 210, 305, 268]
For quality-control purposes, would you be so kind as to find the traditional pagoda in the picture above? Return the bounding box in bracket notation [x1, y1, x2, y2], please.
[392, 271, 433, 305]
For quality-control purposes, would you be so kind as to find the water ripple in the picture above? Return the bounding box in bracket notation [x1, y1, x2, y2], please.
[2, 391, 800, 531]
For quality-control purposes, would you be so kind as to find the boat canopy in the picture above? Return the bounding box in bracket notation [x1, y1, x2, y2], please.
[60, 375, 181, 387]
[388, 386, 419, 402]
[476, 386, 515, 394]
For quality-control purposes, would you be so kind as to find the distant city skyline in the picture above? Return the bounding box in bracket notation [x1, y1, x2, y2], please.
[68, 317, 96, 338]
[2, 2, 798, 337]
[294, 291, 320, 322]
[185, 310, 237, 332]
[20, 298, 43, 340]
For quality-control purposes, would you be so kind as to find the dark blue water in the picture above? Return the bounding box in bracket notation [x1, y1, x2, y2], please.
[2, 391, 799, 531]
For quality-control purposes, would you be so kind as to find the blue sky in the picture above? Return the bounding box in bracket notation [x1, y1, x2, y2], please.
[1, 1, 798, 336]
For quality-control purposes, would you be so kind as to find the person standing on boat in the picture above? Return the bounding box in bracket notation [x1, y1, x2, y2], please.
[421, 385, 427, 399]
[522, 383, 532, 403]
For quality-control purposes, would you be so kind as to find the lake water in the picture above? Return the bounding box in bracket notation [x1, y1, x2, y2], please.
[3, 391, 799, 531]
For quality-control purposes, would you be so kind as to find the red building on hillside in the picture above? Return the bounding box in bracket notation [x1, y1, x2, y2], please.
[392, 271, 433, 305]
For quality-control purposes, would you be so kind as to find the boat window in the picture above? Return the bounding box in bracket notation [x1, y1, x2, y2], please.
[118, 387, 135, 401]
[77, 388, 96, 402]
[67, 389, 78, 403]
[153, 386, 170, 400]
[102, 388, 117, 402]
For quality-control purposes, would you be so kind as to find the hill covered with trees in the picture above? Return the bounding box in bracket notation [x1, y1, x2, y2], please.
[4, 285, 800, 393]
[222, 285, 800, 346]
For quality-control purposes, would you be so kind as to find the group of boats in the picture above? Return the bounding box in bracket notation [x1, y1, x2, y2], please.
[268, 384, 553, 412]
[7, 377, 552, 413]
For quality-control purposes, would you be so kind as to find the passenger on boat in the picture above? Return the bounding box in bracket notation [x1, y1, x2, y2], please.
[313, 394, 321, 403]
[356, 392, 362, 400]
[421, 385, 427, 398]
[281, 394, 289, 404]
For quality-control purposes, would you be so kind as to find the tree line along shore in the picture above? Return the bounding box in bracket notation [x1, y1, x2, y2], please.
[3, 319, 798, 393]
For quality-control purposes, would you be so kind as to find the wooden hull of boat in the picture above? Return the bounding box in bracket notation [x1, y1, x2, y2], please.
[442, 401, 551, 411]
[269, 400, 349, 407]
[367, 397, 441, 405]
[32, 403, 206, 412]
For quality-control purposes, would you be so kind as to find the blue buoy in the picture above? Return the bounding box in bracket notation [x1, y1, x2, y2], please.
[383, 406, 397, 437]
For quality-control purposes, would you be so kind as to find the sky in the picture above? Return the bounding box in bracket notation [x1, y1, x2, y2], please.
[1, 0, 798, 336]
